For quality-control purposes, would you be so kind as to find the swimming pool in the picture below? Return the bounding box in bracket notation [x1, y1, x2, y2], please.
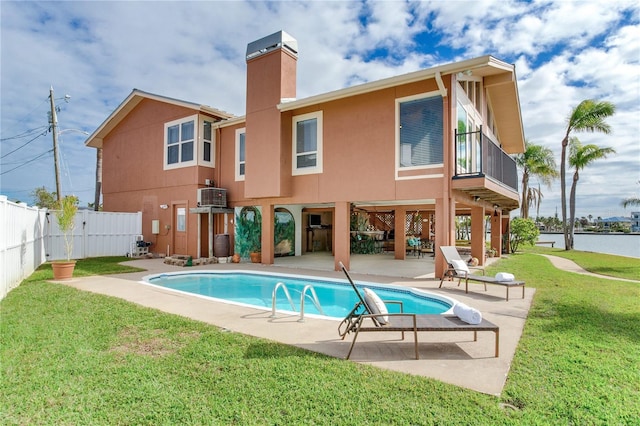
[142, 271, 455, 320]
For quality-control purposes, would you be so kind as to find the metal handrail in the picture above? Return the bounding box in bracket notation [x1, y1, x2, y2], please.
[270, 282, 296, 318]
[299, 284, 325, 322]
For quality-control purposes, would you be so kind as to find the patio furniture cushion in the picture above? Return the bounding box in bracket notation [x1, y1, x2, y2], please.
[363, 288, 389, 325]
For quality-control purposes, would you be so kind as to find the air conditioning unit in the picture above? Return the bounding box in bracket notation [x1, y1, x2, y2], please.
[197, 188, 227, 207]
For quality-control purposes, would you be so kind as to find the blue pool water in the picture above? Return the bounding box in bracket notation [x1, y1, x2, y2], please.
[143, 271, 454, 319]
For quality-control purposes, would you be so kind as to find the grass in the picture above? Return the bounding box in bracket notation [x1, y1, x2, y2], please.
[22, 256, 145, 283]
[1, 250, 639, 424]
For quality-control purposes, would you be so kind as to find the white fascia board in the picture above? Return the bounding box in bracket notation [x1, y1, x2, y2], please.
[277, 55, 507, 112]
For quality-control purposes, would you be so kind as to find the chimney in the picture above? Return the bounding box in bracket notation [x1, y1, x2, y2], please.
[244, 31, 297, 198]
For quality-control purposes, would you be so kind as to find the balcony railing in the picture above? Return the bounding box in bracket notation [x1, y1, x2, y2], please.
[454, 127, 518, 192]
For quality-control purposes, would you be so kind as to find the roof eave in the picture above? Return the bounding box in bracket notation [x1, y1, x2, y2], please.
[277, 55, 509, 111]
[84, 89, 234, 149]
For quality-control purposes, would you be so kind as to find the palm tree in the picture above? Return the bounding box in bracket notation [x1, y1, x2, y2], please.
[622, 197, 640, 208]
[621, 181, 640, 208]
[94, 148, 102, 211]
[560, 99, 615, 250]
[567, 137, 616, 249]
[515, 141, 558, 219]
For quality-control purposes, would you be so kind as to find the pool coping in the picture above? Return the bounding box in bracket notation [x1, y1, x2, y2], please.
[61, 258, 534, 396]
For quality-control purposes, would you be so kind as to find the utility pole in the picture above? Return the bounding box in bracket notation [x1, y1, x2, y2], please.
[49, 86, 62, 203]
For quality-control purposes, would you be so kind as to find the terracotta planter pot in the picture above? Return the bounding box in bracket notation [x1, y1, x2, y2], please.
[52, 261, 77, 280]
[231, 253, 240, 263]
[250, 252, 261, 263]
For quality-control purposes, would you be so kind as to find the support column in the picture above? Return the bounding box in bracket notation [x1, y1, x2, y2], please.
[394, 206, 406, 260]
[261, 203, 274, 264]
[502, 215, 511, 254]
[470, 206, 486, 266]
[491, 210, 503, 258]
[208, 210, 214, 258]
[434, 197, 455, 278]
[334, 201, 351, 271]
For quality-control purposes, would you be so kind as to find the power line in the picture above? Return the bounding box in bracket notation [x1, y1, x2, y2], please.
[0, 125, 49, 141]
[0, 149, 53, 175]
[0, 129, 49, 159]
[0, 97, 49, 139]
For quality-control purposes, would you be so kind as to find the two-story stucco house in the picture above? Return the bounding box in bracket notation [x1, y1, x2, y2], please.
[85, 31, 524, 278]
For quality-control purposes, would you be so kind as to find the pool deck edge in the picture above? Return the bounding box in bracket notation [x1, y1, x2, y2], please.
[61, 259, 534, 396]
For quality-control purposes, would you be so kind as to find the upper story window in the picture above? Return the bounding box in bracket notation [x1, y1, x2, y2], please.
[397, 93, 443, 168]
[166, 116, 195, 166]
[203, 120, 213, 163]
[164, 114, 215, 170]
[292, 111, 323, 175]
[235, 127, 246, 181]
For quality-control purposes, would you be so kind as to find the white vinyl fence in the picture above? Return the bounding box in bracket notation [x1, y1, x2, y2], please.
[0, 196, 47, 300]
[1, 195, 142, 300]
[45, 209, 142, 261]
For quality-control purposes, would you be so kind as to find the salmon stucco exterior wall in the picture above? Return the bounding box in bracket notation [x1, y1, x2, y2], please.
[86, 30, 525, 277]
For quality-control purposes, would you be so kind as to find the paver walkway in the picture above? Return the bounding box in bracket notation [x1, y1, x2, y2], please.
[540, 254, 640, 283]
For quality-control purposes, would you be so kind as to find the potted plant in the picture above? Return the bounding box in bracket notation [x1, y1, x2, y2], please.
[51, 195, 79, 280]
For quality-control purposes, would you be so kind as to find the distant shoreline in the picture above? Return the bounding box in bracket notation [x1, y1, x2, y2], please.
[539, 231, 639, 235]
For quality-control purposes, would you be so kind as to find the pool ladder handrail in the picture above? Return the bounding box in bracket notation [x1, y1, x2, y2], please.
[270, 282, 325, 322]
[299, 284, 325, 322]
[271, 282, 296, 318]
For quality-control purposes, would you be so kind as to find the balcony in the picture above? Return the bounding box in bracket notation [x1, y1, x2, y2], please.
[453, 128, 520, 210]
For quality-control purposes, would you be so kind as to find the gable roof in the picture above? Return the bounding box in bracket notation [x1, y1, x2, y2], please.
[85, 89, 234, 148]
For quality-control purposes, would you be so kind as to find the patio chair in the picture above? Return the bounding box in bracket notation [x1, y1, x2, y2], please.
[438, 246, 525, 301]
[337, 262, 499, 359]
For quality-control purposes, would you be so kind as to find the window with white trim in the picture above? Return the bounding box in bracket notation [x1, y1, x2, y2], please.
[235, 127, 246, 181]
[397, 93, 443, 168]
[292, 111, 323, 175]
[202, 119, 213, 164]
[165, 116, 196, 168]
[164, 115, 216, 169]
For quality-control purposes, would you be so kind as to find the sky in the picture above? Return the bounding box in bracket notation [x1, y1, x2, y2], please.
[1, 0, 639, 220]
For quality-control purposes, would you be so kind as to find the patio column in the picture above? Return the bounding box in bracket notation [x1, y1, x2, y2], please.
[434, 197, 455, 278]
[260, 202, 274, 264]
[470, 206, 486, 266]
[502, 216, 511, 254]
[394, 206, 406, 260]
[491, 210, 503, 258]
[334, 201, 351, 271]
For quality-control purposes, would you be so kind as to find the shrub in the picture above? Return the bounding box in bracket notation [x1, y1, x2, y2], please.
[509, 217, 539, 253]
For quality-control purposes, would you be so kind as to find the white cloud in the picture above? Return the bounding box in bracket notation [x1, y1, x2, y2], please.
[1, 0, 638, 220]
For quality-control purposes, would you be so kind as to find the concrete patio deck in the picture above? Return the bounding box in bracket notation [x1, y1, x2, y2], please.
[63, 253, 534, 396]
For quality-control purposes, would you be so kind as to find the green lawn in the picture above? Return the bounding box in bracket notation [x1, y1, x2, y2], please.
[1, 250, 639, 424]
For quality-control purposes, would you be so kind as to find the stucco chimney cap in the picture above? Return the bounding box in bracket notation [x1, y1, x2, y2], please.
[246, 30, 298, 61]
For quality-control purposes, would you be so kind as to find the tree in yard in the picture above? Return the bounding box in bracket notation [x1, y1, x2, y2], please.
[567, 137, 615, 249]
[509, 217, 539, 253]
[622, 197, 640, 208]
[515, 141, 558, 219]
[55, 195, 79, 261]
[94, 148, 102, 211]
[560, 99, 615, 250]
[30, 186, 57, 209]
[621, 181, 640, 208]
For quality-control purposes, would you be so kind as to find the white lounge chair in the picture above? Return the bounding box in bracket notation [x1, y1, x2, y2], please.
[438, 246, 525, 301]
